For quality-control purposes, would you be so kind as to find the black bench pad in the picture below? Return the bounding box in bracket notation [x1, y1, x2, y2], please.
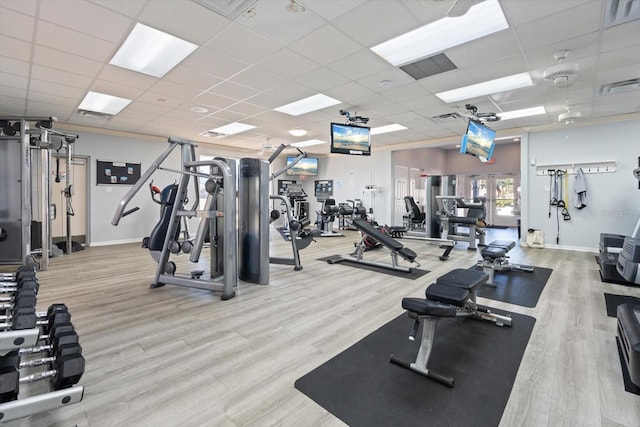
[426, 283, 470, 307]
[436, 268, 488, 290]
[617, 303, 640, 386]
[353, 219, 416, 262]
[402, 297, 457, 317]
[488, 240, 516, 250]
[448, 216, 478, 225]
[481, 246, 507, 259]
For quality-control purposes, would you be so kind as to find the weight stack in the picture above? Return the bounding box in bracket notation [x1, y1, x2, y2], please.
[238, 158, 269, 285]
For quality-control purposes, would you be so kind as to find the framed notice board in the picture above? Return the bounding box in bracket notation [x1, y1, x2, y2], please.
[96, 160, 141, 186]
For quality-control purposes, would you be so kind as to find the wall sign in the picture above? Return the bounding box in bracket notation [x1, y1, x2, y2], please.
[96, 160, 141, 186]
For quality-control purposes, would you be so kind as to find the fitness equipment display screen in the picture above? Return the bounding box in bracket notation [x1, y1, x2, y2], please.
[330, 122, 371, 156]
[460, 120, 496, 162]
[286, 156, 318, 176]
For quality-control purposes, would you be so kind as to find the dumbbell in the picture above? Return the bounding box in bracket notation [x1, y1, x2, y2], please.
[0, 335, 84, 402]
[0, 288, 37, 311]
[0, 304, 70, 332]
[0, 278, 39, 295]
[0, 266, 37, 282]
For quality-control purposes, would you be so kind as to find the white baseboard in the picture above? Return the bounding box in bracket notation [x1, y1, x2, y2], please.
[90, 238, 143, 247]
[518, 240, 597, 253]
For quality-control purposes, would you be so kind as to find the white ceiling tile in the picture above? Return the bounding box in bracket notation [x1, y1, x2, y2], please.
[523, 33, 600, 72]
[229, 66, 289, 92]
[182, 47, 251, 80]
[36, 21, 115, 62]
[357, 68, 415, 93]
[90, 79, 144, 101]
[194, 92, 238, 109]
[139, 0, 229, 45]
[0, 7, 34, 42]
[136, 91, 184, 108]
[502, 0, 597, 26]
[324, 82, 374, 103]
[40, 0, 133, 43]
[466, 55, 529, 81]
[88, 0, 146, 18]
[0, 35, 33, 62]
[380, 83, 431, 103]
[0, 71, 28, 89]
[256, 48, 320, 80]
[266, 81, 317, 104]
[32, 45, 103, 76]
[149, 80, 202, 100]
[0, 57, 29, 76]
[25, 101, 75, 117]
[97, 65, 158, 91]
[206, 23, 281, 64]
[0, 0, 36, 16]
[446, 31, 521, 70]
[327, 49, 392, 80]
[515, 2, 602, 51]
[288, 23, 363, 65]
[243, 91, 281, 109]
[601, 19, 640, 52]
[225, 101, 268, 116]
[236, 1, 326, 45]
[332, 0, 420, 47]
[0, 84, 26, 99]
[302, 0, 365, 21]
[26, 90, 79, 108]
[164, 66, 223, 91]
[209, 81, 260, 101]
[295, 67, 350, 92]
[31, 64, 93, 89]
[29, 78, 87, 99]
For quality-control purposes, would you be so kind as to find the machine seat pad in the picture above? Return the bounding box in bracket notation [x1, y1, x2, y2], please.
[481, 246, 507, 260]
[398, 247, 417, 262]
[425, 283, 470, 307]
[401, 297, 457, 317]
[448, 216, 477, 225]
[436, 268, 488, 290]
[488, 240, 516, 250]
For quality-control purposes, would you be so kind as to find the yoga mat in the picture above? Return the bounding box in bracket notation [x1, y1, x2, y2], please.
[295, 311, 535, 427]
[470, 265, 553, 308]
[604, 293, 640, 317]
[318, 256, 429, 280]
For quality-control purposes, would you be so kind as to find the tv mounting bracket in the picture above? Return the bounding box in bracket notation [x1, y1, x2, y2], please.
[339, 109, 369, 126]
[464, 104, 500, 123]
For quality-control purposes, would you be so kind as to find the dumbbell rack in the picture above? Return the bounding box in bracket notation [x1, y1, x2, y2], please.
[0, 267, 84, 423]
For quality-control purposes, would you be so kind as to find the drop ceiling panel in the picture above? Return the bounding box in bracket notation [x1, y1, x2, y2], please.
[357, 68, 416, 93]
[31, 64, 93, 89]
[303, 0, 365, 21]
[136, 91, 184, 108]
[149, 80, 202, 100]
[288, 23, 363, 65]
[36, 21, 115, 62]
[33, 45, 103, 76]
[26, 90, 79, 108]
[295, 67, 350, 92]
[139, 0, 229, 45]
[236, 1, 326, 45]
[97, 65, 157, 91]
[327, 49, 393, 81]
[229, 66, 289, 92]
[163, 66, 223, 91]
[0, 72, 28, 89]
[89, 0, 147, 18]
[331, 0, 419, 47]
[324, 82, 374, 103]
[0, 0, 37, 16]
[523, 33, 600, 71]
[194, 92, 239, 110]
[39, 0, 132, 43]
[206, 24, 280, 64]
[0, 85, 26, 99]
[515, 2, 603, 50]
[600, 20, 640, 52]
[446, 31, 520, 70]
[501, 0, 596, 26]
[182, 47, 250, 80]
[255, 48, 320, 80]
[0, 7, 35, 42]
[0, 36, 33, 62]
[90, 79, 144, 101]
[0, 57, 29, 76]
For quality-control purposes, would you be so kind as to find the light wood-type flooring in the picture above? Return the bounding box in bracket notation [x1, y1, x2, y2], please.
[2, 226, 639, 427]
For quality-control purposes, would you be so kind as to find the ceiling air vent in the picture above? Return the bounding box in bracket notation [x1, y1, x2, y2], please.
[604, 0, 640, 28]
[191, 0, 257, 20]
[600, 78, 640, 95]
[400, 53, 457, 81]
[430, 112, 462, 124]
[200, 130, 227, 138]
[76, 109, 112, 119]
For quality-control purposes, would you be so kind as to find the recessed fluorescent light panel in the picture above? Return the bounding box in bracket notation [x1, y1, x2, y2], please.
[435, 72, 533, 103]
[497, 106, 546, 120]
[274, 94, 341, 116]
[370, 0, 508, 66]
[78, 91, 132, 115]
[291, 139, 327, 147]
[370, 124, 408, 135]
[210, 122, 256, 135]
[110, 23, 198, 78]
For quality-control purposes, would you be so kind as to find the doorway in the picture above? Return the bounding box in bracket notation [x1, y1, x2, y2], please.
[467, 173, 519, 227]
[394, 165, 408, 226]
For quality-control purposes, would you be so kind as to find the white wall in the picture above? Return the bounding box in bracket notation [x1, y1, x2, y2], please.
[523, 119, 640, 251]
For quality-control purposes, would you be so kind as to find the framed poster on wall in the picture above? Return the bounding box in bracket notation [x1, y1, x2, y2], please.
[96, 160, 141, 186]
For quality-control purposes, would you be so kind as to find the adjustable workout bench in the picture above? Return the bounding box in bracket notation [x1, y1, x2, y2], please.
[328, 219, 419, 272]
[390, 268, 511, 387]
[478, 240, 534, 286]
[617, 303, 640, 388]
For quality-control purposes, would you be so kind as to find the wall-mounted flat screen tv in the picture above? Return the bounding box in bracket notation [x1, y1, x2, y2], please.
[286, 156, 318, 176]
[330, 122, 371, 156]
[460, 120, 496, 162]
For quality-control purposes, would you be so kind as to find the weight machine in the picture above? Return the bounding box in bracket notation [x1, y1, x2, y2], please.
[0, 116, 78, 271]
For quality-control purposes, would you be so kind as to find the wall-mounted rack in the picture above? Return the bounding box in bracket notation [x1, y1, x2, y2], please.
[535, 160, 617, 176]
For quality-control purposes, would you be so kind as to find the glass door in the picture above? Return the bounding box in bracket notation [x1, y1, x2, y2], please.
[467, 173, 519, 227]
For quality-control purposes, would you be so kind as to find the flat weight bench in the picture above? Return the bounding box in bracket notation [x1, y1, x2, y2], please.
[478, 240, 534, 286]
[617, 303, 640, 388]
[390, 268, 512, 387]
[328, 219, 419, 272]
